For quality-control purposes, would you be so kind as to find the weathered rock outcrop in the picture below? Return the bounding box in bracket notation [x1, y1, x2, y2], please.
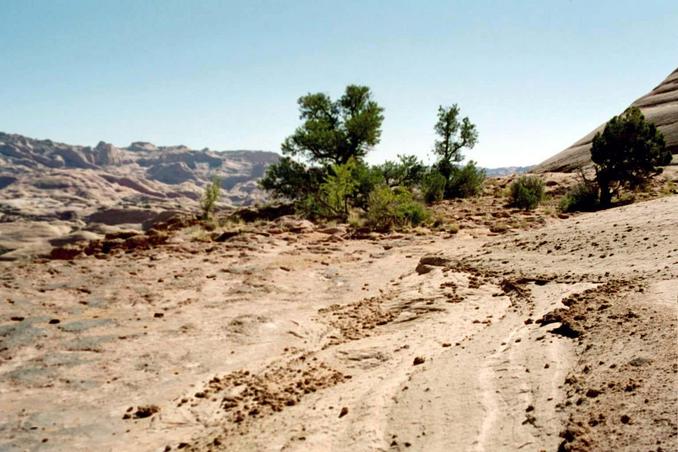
[0, 132, 280, 222]
[535, 68, 678, 173]
[146, 162, 196, 185]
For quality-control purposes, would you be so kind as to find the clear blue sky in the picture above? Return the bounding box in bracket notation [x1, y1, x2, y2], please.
[1, 1, 676, 167]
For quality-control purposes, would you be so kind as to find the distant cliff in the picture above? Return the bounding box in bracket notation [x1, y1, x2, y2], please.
[0, 132, 280, 221]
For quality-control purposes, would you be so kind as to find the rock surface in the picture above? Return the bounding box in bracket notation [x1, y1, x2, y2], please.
[535, 67, 678, 172]
[0, 193, 675, 451]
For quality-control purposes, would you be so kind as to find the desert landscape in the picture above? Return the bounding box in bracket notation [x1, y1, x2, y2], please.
[1, 3, 677, 450]
[1, 156, 677, 451]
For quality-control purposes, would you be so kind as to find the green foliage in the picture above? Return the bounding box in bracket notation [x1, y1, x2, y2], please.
[433, 105, 478, 179]
[200, 177, 221, 220]
[365, 185, 429, 231]
[350, 160, 385, 209]
[509, 175, 545, 210]
[378, 154, 427, 188]
[591, 107, 670, 206]
[258, 157, 325, 201]
[559, 181, 600, 213]
[281, 85, 385, 165]
[445, 161, 485, 198]
[421, 170, 447, 204]
[317, 160, 360, 221]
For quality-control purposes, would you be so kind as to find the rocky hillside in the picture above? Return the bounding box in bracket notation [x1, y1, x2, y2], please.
[483, 165, 533, 177]
[535, 67, 678, 172]
[0, 132, 280, 222]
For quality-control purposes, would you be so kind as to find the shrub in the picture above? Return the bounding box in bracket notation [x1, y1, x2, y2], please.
[315, 160, 359, 221]
[200, 177, 221, 220]
[445, 161, 485, 198]
[351, 160, 385, 209]
[559, 181, 599, 212]
[591, 106, 670, 206]
[446, 223, 460, 234]
[421, 170, 447, 204]
[365, 186, 429, 231]
[509, 175, 545, 210]
[489, 222, 509, 233]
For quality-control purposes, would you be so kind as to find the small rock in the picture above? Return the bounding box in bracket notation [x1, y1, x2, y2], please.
[339, 407, 349, 418]
[413, 356, 425, 366]
[628, 357, 651, 367]
[585, 388, 601, 398]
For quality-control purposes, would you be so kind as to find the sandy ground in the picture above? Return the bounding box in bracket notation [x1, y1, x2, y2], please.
[1, 195, 676, 451]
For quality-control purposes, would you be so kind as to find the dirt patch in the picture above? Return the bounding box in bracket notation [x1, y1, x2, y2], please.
[319, 295, 399, 346]
[554, 280, 678, 451]
[177, 354, 346, 449]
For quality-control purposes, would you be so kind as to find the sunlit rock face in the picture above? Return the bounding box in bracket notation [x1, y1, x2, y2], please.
[535, 68, 678, 173]
[0, 131, 280, 222]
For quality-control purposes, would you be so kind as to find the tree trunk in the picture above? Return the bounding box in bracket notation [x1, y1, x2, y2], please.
[598, 180, 612, 207]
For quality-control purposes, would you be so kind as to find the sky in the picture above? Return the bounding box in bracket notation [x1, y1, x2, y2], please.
[1, 1, 677, 167]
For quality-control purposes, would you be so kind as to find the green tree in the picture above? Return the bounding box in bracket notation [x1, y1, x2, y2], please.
[591, 107, 671, 206]
[379, 154, 427, 188]
[200, 177, 221, 220]
[281, 85, 384, 165]
[433, 105, 478, 180]
[258, 157, 324, 200]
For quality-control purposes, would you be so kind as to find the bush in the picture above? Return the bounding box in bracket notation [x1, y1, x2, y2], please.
[559, 181, 600, 212]
[313, 160, 359, 221]
[445, 161, 485, 198]
[421, 170, 446, 204]
[351, 160, 385, 209]
[509, 175, 545, 210]
[200, 177, 221, 220]
[366, 186, 429, 231]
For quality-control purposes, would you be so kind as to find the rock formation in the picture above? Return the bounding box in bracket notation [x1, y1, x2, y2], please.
[535, 67, 678, 172]
[0, 132, 280, 222]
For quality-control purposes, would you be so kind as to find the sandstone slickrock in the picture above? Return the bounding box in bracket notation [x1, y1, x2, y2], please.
[535, 67, 678, 172]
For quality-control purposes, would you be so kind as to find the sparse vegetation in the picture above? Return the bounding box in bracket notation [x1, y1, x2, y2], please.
[591, 106, 671, 206]
[559, 181, 600, 213]
[378, 154, 427, 189]
[445, 161, 486, 198]
[200, 177, 221, 220]
[422, 170, 447, 203]
[258, 157, 324, 200]
[509, 175, 545, 210]
[315, 160, 359, 221]
[365, 185, 429, 231]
